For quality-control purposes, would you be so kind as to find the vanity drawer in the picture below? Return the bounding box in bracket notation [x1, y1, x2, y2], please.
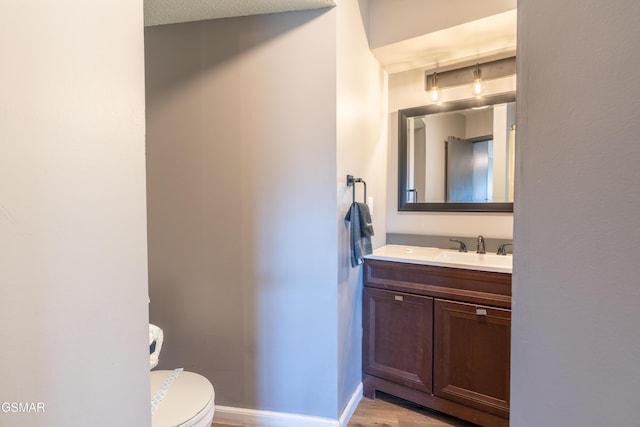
[364, 259, 511, 309]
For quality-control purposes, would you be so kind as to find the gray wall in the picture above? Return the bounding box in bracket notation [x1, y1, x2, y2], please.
[0, 1, 150, 426]
[336, 0, 388, 415]
[145, 10, 340, 418]
[512, 0, 640, 425]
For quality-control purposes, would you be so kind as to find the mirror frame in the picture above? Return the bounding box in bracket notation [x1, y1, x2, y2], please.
[398, 93, 516, 212]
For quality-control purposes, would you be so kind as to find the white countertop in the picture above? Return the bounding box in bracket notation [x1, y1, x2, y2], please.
[365, 244, 512, 274]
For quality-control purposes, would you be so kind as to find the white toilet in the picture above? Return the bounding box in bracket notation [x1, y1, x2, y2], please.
[149, 325, 215, 427]
[150, 369, 215, 427]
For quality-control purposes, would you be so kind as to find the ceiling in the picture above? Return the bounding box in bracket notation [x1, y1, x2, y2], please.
[144, 0, 335, 27]
[143, 1, 516, 76]
[372, 10, 517, 74]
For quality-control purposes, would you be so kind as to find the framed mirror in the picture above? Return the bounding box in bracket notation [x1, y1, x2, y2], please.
[398, 93, 516, 212]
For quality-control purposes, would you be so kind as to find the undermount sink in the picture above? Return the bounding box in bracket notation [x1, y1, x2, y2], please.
[435, 250, 512, 269]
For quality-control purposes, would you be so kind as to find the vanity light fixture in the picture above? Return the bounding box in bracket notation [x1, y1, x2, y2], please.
[424, 57, 516, 101]
[472, 63, 484, 97]
[430, 72, 440, 102]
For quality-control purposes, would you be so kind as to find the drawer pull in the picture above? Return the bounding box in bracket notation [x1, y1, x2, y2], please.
[394, 295, 403, 301]
[476, 308, 487, 316]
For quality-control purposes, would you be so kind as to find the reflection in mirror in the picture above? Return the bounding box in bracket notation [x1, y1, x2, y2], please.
[399, 94, 516, 212]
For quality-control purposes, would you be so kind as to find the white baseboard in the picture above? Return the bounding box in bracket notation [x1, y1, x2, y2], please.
[214, 383, 363, 427]
[339, 382, 363, 427]
[214, 405, 339, 427]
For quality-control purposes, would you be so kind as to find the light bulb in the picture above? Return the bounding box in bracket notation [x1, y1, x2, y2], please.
[429, 72, 440, 102]
[472, 63, 484, 97]
[472, 79, 484, 96]
[430, 86, 440, 102]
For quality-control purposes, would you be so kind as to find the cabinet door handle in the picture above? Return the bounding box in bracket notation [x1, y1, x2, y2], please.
[394, 295, 404, 301]
[476, 308, 487, 316]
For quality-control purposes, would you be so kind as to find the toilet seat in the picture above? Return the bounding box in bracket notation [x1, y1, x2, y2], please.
[150, 370, 215, 427]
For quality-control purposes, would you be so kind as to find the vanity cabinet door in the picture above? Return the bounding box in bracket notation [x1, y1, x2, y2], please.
[363, 287, 433, 393]
[433, 299, 511, 419]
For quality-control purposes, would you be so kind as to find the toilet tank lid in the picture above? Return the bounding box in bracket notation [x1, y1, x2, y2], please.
[150, 370, 214, 427]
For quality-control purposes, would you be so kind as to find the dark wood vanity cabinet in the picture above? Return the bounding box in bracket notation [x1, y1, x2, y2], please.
[363, 259, 511, 427]
[363, 287, 433, 394]
[434, 300, 511, 420]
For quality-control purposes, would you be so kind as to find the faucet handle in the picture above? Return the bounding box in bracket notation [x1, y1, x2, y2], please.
[497, 242, 513, 255]
[449, 238, 468, 252]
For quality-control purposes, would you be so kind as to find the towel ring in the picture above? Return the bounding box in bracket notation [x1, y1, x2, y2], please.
[346, 175, 367, 204]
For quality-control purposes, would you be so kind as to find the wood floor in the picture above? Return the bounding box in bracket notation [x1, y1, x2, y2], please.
[212, 392, 478, 427]
[347, 393, 478, 427]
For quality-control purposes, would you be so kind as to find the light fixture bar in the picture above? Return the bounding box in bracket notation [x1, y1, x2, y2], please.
[425, 56, 515, 92]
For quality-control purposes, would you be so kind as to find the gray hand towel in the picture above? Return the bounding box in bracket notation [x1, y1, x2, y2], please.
[345, 202, 374, 267]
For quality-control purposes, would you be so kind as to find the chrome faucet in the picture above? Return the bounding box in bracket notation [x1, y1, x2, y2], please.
[476, 235, 486, 254]
[497, 242, 513, 255]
